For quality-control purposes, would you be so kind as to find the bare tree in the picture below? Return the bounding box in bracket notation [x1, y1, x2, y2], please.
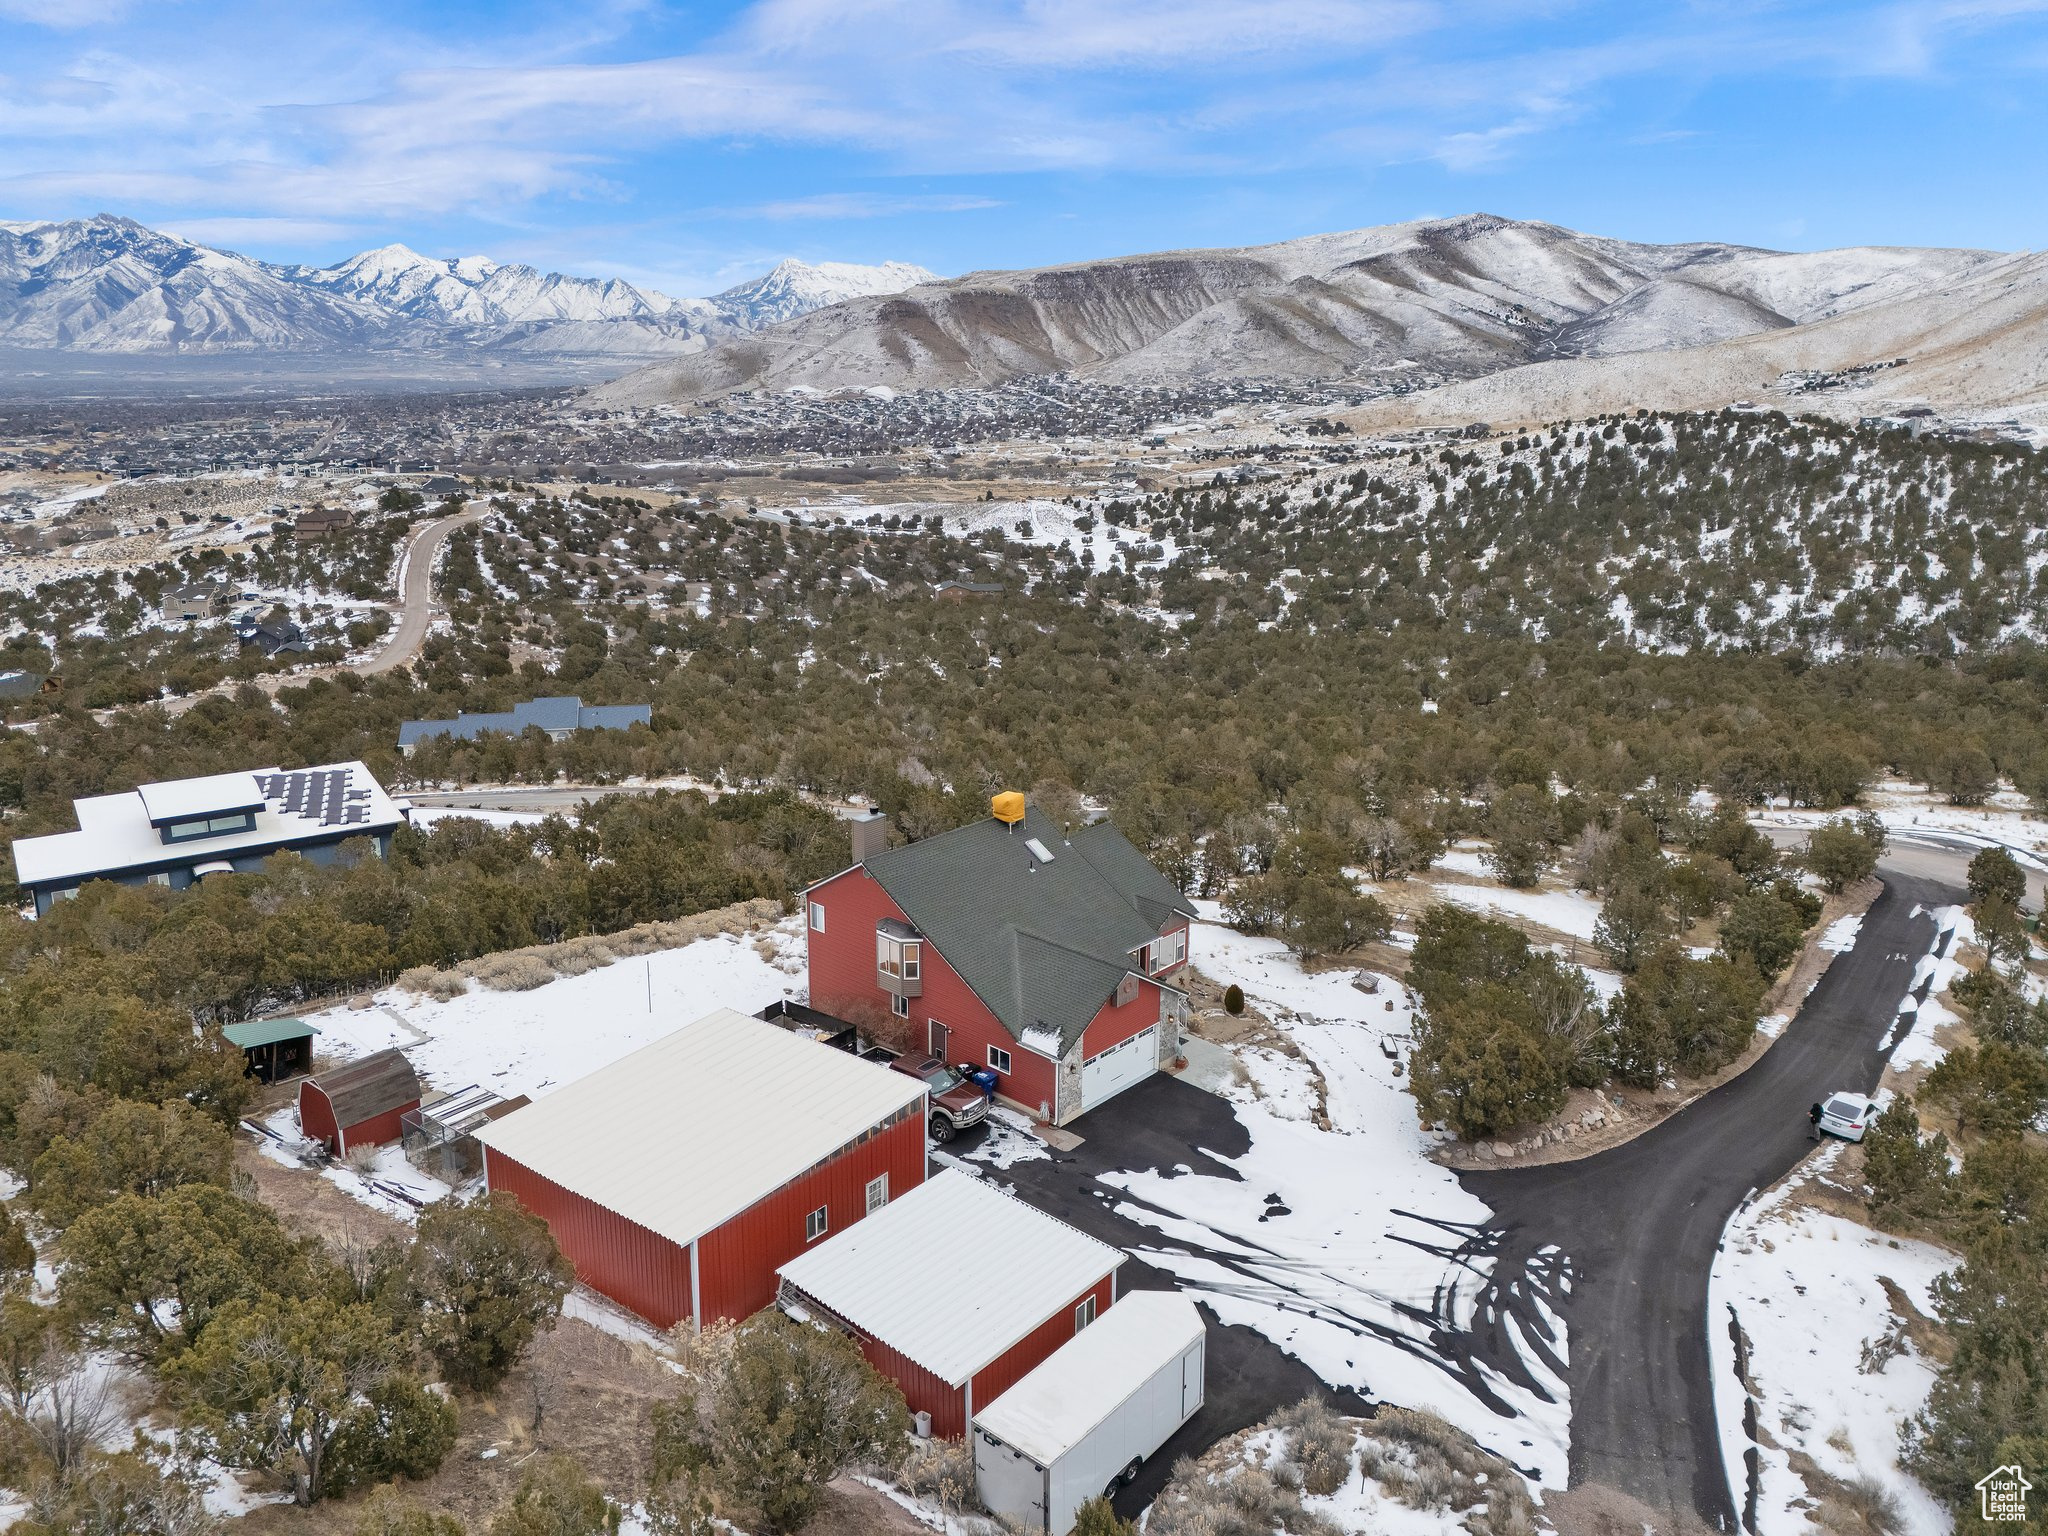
[15, 1334, 122, 1485]
[526, 1323, 568, 1443]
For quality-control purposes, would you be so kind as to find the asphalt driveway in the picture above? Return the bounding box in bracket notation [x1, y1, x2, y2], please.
[997, 1074, 1370, 1517]
[1467, 870, 1956, 1528]
[994, 865, 1958, 1530]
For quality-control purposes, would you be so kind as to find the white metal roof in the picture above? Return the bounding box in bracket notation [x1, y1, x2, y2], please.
[475, 1008, 925, 1249]
[136, 771, 267, 825]
[973, 1290, 1205, 1464]
[777, 1168, 1124, 1386]
[11, 761, 405, 888]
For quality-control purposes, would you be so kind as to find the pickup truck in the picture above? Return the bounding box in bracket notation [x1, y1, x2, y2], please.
[890, 1055, 992, 1143]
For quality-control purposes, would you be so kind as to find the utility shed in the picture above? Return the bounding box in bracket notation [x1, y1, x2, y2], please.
[476, 1008, 928, 1331]
[222, 1017, 318, 1084]
[776, 1168, 1125, 1438]
[974, 1290, 1207, 1536]
[299, 1048, 421, 1157]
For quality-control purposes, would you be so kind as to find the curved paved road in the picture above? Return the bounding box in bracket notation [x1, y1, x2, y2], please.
[359, 508, 480, 675]
[123, 509, 480, 719]
[1460, 865, 1960, 1528]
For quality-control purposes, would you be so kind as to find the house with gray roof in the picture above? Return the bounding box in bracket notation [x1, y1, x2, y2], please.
[397, 695, 652, 755]
[801, 797, 1196, 1125]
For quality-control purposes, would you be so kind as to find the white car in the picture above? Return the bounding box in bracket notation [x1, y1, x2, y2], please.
[1817, 1092, 1878, 1142]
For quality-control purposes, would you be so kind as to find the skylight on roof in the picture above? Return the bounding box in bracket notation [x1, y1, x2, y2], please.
[1024, 837, 1055, 863]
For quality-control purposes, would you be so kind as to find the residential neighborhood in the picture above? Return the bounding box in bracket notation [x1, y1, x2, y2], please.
[0, 20, 2043, 1521]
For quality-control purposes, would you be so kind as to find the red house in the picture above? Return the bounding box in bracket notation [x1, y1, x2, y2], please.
[474, 1008, 928, 1331]
[298, 1048, 421, 1157]
[776, 1168, 1125, 1438]
[803, 797, 1197, 1125]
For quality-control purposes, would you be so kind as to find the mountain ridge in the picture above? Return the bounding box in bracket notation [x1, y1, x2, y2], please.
[0, 215, 938, 357]
[590, 213, 2018, 409]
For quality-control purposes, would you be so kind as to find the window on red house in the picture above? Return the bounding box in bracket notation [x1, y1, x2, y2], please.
[877, 931, 920, 980]
[1149, 930, 1187, 971]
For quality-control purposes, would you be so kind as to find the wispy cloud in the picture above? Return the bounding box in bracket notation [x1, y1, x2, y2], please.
[158, 215, 362, 248]
[736, 191, 1004, 219]
[0, 0, 136, 28]
[0, 0, 2043, 258]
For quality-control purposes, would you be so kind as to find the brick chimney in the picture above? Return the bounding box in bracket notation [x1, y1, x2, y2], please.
[850, 808, 889, 865]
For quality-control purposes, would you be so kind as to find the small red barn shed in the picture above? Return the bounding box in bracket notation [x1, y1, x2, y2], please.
[475, 1007, 929, 1331]
[776, 1167, 1126, 1438]
[298, 1048, 422, 1157]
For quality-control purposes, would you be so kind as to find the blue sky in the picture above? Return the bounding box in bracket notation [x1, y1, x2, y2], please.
[2, 0, 2045, 296]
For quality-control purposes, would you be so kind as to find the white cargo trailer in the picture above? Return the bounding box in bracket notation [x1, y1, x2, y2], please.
[972, 1290, 1206, 1535]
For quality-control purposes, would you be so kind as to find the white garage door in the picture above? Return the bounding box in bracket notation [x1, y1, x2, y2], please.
[1081, 1026, 1157, 1111]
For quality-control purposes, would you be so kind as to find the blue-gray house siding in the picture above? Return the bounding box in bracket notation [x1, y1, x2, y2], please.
[397, 695, 652, 753]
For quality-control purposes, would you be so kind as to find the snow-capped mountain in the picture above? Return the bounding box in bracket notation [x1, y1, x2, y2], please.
[292, 244, 705, 328]
[595, 213, 2006, 403]
[0, 215, 934, 356]
[713, 258, 939, 328]
[0, 214, 389, 352]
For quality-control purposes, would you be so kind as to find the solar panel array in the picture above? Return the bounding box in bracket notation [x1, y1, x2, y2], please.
[255, 768, 377, 828]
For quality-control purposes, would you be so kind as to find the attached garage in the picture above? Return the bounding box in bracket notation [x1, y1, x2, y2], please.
[476, 1008, 928, 1331]
[1080, 1026, 1156, 1112]
[777, 1168, 1126, 1439]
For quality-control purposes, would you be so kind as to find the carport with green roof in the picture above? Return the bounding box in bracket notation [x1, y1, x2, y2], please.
[222, 1017, 319, 1085]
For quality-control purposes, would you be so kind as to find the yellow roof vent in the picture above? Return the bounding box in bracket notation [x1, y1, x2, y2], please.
[991, 791, 1027, 826]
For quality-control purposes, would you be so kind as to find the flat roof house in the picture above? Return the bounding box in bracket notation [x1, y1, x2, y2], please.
[475, 1008, 928, 1331]
[397, 695, 653, 755]
[777, 1168, 1125, 1439]
[802, 796, 1197, 1126]
[10, 762, 406, 917]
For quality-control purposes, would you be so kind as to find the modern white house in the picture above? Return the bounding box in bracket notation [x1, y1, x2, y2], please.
[10, 762, 406, 916]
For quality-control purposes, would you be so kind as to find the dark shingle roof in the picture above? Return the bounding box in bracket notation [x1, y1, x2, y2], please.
[311, 1047, 420, 1128]
[1067, 822, 1201, 932]
[857, 806, 1195, 1054]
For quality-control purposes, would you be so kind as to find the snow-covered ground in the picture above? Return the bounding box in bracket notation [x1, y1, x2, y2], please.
[1752, 778, 2048, 871]
[406, 805, 555, 831]
[1886, 905, 1971, 1072]
[1709, 1145, 1955, 1536]
[1102, 914, 1570, 1489]
[255, 1108, 453, 1220]
[1818, 914, 1864, 953]
[303, 919, 805, 1101]
[1421, 879, 1603, 943]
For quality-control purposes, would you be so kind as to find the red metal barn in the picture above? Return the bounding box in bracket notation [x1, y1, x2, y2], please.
[776, 1168, 1126, 1438]
[475, 1007, 928, 1331]
[298, 1048, 421, 1157]
[803, 799, 1196, 1127]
